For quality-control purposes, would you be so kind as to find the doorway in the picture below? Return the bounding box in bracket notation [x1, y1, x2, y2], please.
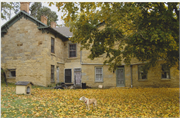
[116, 67, 125, 87]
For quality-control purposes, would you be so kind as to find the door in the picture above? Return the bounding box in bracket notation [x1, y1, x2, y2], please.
[65, 69, 71, 83]
[56, 67, 59, 83]
[74, 68, 81, 86]
[116, 67, 125, 87]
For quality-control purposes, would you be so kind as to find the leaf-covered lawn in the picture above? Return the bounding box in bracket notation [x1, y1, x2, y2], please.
[1, 83, 179, 117]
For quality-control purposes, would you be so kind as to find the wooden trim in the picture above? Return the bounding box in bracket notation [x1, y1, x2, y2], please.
[95, 66, 103, 82]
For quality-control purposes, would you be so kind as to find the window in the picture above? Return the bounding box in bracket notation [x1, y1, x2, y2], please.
[95, 67, 103, 82]
[8, 69, 16, 77]
[51, 65, 55, 83]
[69, 44, 76, 57]
[138, 65, 147, 80]
[65, 69, 72, 83]
[51, 37, 55, 53]
[161, 64, 170, 79]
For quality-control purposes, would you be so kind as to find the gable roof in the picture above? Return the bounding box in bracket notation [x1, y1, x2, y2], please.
[1, 10, 68, 41]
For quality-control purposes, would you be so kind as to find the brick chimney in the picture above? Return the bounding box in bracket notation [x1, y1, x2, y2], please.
[20, 2, 30, 13]
[41, 15, 47, 25]
[51, 22, 56, 28]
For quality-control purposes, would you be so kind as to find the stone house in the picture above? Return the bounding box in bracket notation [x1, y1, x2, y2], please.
[1, 2, 179, 88]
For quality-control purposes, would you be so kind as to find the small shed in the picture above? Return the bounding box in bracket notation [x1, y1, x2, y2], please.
[15, 81, 33, 95]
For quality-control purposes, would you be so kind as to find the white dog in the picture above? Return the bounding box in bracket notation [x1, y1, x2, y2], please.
[79, 96, 97, 110]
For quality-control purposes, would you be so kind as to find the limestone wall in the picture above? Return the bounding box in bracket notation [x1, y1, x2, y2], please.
[63, 41, 82, 83]
[132, 61, 179, 88]
[43, 33, 65, 86]
[81, 65, 116, 88]
[1, 18, 47, 86]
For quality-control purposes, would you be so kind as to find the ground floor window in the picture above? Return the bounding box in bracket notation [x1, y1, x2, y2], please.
[65, 69, 72, 83]
[95, 67, 103, 82]
[161, 64, 170, 79]
[138, 65, 147, 80]
[8, 69, 16, 77]
[51, 65, 55, 83]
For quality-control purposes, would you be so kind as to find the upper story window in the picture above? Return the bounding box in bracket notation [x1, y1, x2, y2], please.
[51, 37, 55, 53]
[69, 44, 76, 58]
[161, 64, 170, 79]
[138, 65, 147, 80]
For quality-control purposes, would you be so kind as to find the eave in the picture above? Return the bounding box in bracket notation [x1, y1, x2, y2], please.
[1, 11, 46, 37]
[1, 10, 68, 41]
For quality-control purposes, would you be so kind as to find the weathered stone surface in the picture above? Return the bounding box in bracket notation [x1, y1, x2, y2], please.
[1, 18, 65, 86]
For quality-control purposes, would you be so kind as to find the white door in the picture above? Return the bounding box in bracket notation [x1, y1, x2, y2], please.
[116, 67, 125, 87]
[56, 67, 59, 83]
[74, 68, 81, 86]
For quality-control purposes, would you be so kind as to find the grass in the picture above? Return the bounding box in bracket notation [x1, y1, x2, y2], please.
[1, 83, 179, 117]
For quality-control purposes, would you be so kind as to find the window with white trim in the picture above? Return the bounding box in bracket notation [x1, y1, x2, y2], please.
[69, 44, 76, 57]
[138, 65, 147, 80]
[95, 67, 103, 82]
[161, 64, 170, 79]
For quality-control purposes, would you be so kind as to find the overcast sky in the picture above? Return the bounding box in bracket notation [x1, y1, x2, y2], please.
[1, 1, 179, 26]
[1, 2, 65, 26]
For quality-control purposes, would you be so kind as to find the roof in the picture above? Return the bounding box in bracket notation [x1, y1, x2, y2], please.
[1, 10, 68, 41]
[15, 81, 33, 86]
[53, 27, 73, 38]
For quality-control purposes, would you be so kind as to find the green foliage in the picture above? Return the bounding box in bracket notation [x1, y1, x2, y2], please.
[30, 2, 58, 26]
[29, 2, 42, 18]
[1, 2, 20, 20]
[51, 2, 179, 72]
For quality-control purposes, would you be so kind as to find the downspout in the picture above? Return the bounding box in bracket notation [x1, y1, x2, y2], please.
[130, 65, 133, 88]
[80, 42, 83, 65]
[80, 49, 82, 64]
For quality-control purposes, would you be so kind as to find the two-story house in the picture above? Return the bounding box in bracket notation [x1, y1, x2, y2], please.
[1, 2, 179, 88]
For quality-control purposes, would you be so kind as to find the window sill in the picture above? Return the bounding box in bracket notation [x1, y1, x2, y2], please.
[51, 53, 56, 56]
[7, 77, 16, 79]
[138, 79, 148, 82]
[95, 81, 103, 83]
[161, 78, 171, 80]
[68, 57, 78, 60]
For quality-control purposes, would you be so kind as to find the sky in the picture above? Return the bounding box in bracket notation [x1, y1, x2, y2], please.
[1, 1, 179, 26]
[1, 2, 65, 26]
